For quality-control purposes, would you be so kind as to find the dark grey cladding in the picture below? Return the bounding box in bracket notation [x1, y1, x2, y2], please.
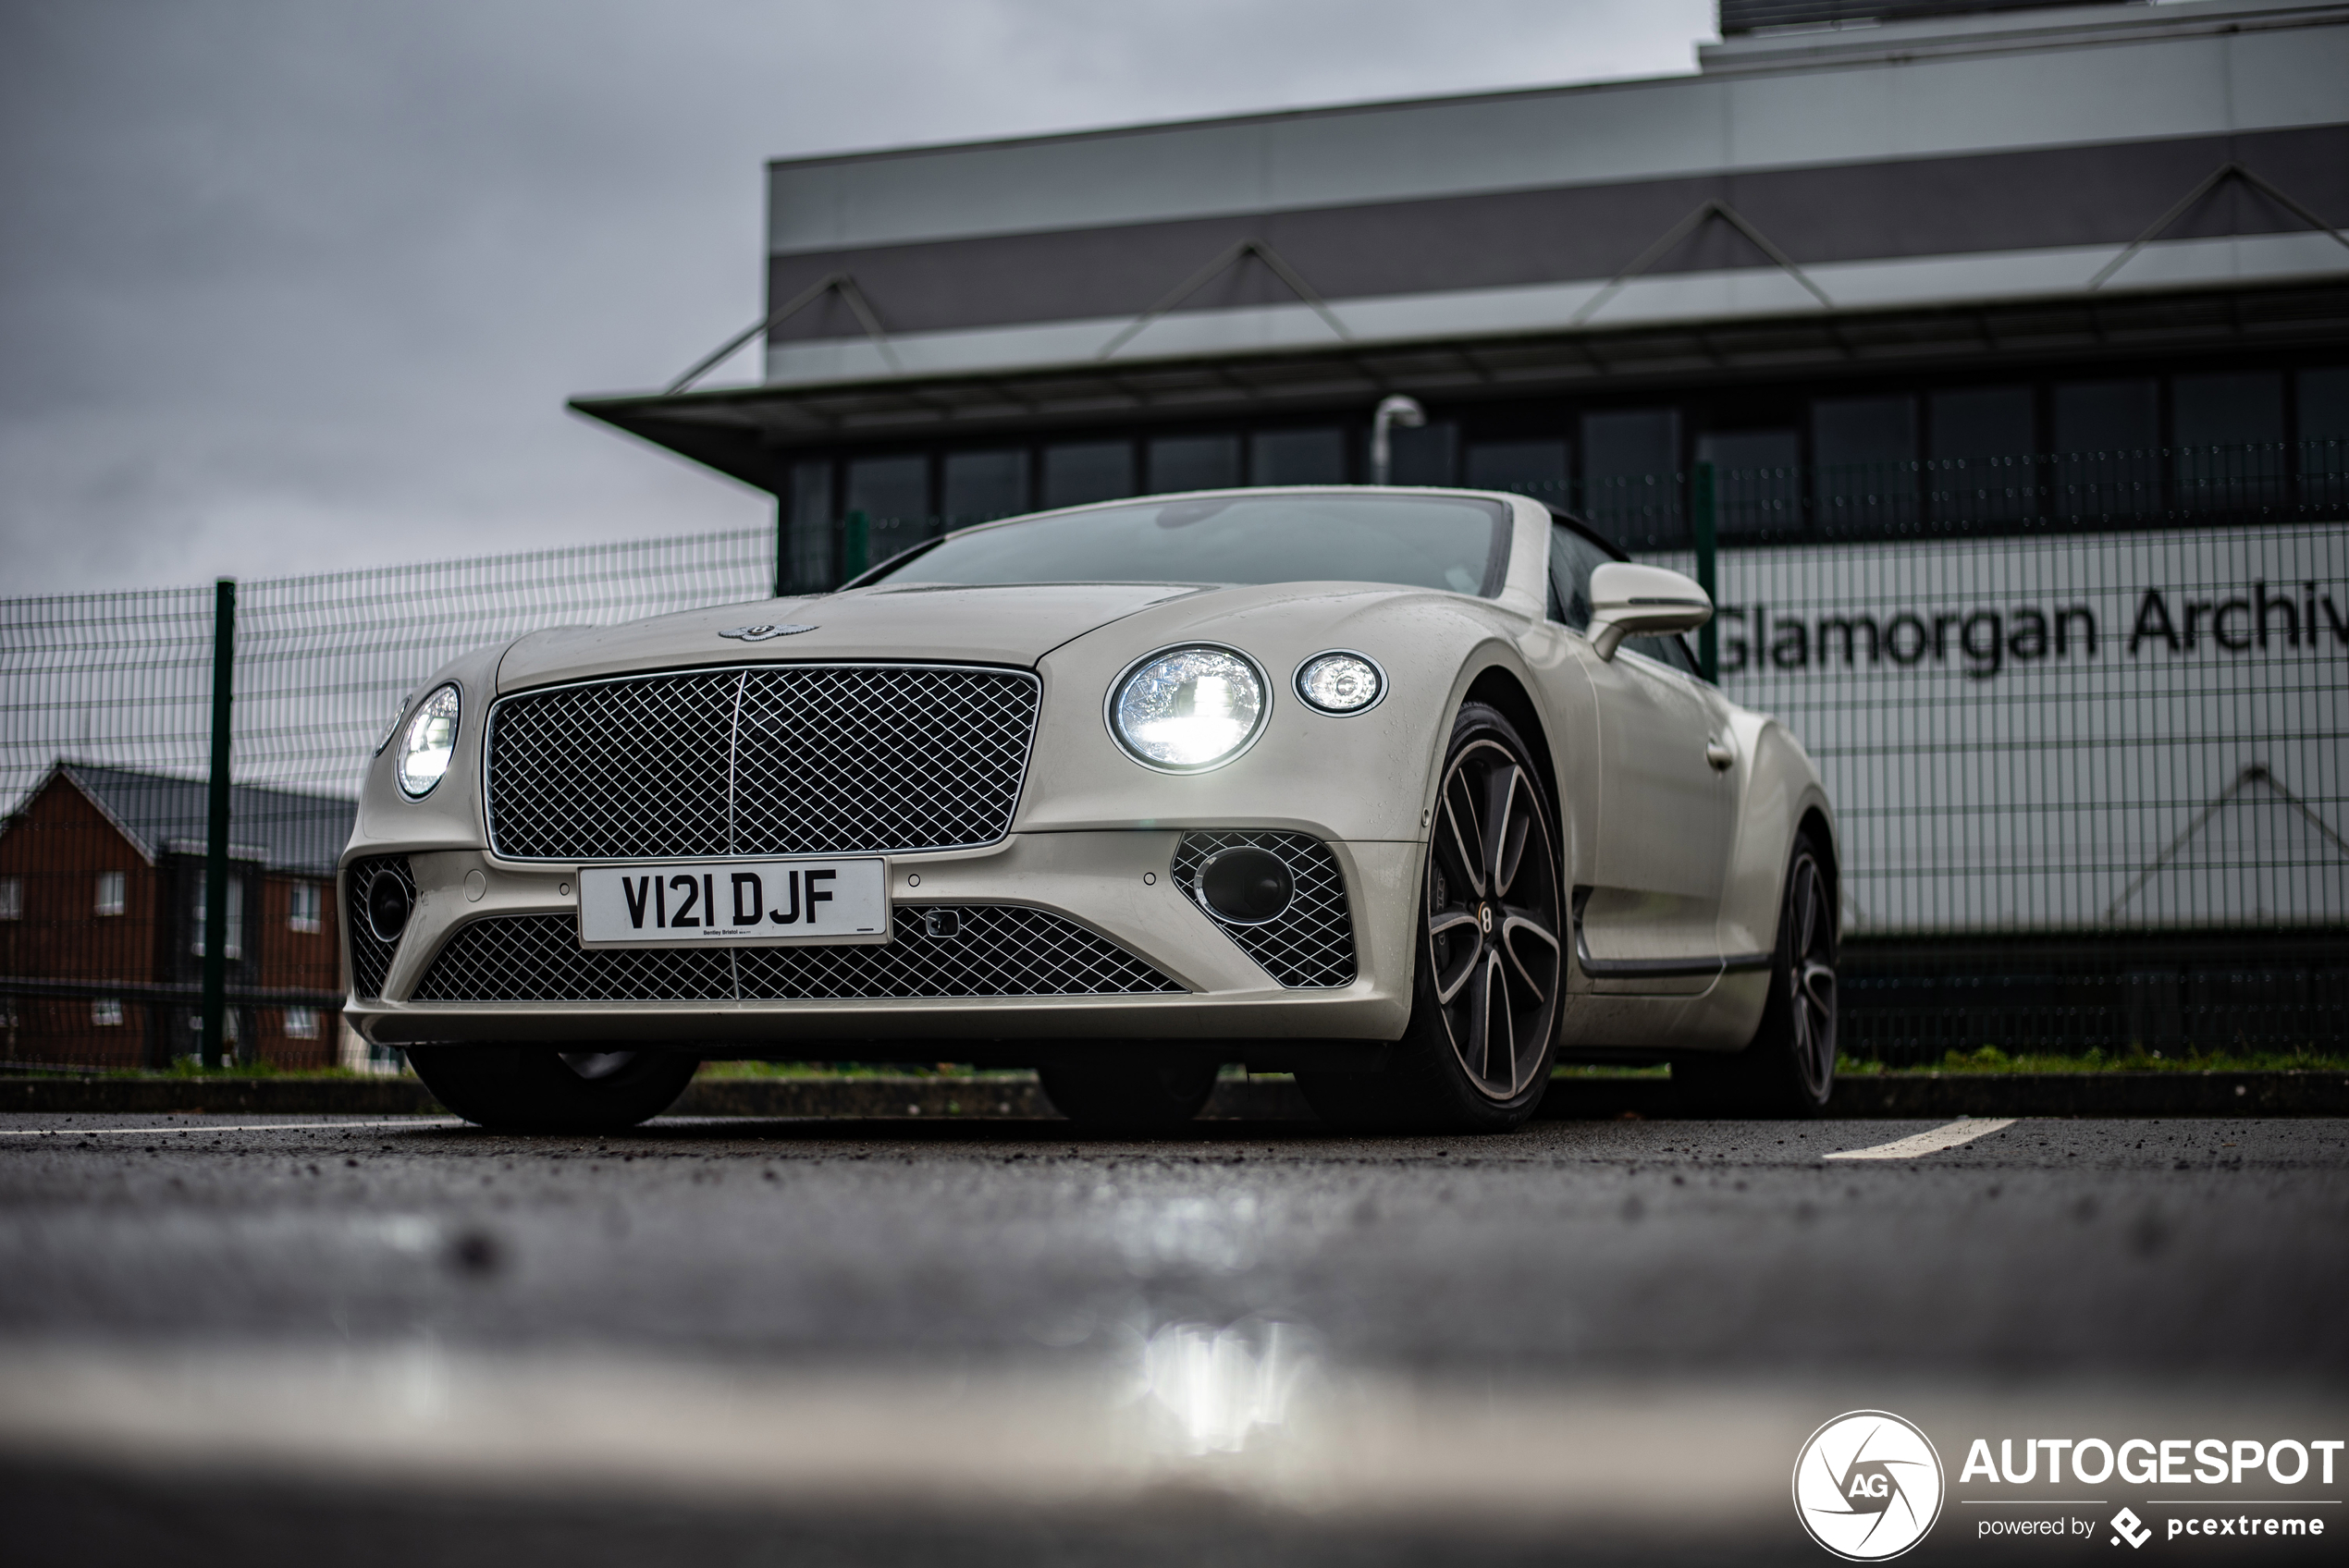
[1717, 0, 2113, 33]
[764, 124, 2349, 344]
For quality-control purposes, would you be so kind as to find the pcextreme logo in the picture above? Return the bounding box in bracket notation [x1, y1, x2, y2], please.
[1794, 1410, 1947, 1561]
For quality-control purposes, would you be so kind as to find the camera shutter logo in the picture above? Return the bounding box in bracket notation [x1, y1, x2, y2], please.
[1793, 1410, 1944, 1561]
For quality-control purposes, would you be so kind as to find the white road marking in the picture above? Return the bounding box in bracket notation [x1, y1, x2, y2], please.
[0, 1118, 463, 1138]
[1822, 1118, 2016, 1161]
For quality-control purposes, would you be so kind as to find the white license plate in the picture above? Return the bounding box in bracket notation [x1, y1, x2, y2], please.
[577, 859, 889, 948]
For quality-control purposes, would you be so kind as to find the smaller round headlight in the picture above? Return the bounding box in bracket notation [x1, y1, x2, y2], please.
[1109, 646, 1267, 772]
[395, 683, 461, 798]
[1295, 652, 1385, 715]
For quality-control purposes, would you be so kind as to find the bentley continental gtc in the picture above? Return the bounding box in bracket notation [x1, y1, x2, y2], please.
[342, 487, 1839, 1133]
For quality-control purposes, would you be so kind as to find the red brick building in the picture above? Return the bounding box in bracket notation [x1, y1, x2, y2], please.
[0, 763, 353, 1068]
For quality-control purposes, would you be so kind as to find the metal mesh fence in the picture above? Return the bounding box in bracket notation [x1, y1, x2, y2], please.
[3, 470, 2343, 1071]
[0, 527, 771, 1070]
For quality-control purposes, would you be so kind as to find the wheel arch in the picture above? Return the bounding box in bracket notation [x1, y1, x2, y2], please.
[1460, 664, 1560, 827]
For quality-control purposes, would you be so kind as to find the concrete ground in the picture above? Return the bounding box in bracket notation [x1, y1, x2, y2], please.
[2, 1111, 2343, 1564]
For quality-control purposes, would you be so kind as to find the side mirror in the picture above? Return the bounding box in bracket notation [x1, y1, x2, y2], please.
[1587, 562, 1712, 661]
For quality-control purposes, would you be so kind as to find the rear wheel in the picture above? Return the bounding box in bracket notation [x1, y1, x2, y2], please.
[1297, 702, 1565, 1133]
[1674, 832, 1838, 1118]
[406, 1046, 699, 1133]
[1037, 1058, 1218, 1132]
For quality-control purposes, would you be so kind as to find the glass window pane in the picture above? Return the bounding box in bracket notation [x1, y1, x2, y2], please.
[1696, 429, 1800, 538]
[2053, 380, 2158, 521]
[1250, 429, 1347, 486]
[1813, 395, 1916, 534]
[1148, 435, 1241, 493]
[847, 455, 936, 570]
[2300, 367, 2349, 505]
[1042, 441, 1136, 509]
[1544, 524, 1613, 631]
[1928, 387, 2035, 525]
[2174, 372, 2285, 511]
[1388, 421, 1457, 486]
[785, 460, 832, 593]
[1581, 409, 1682, 549]
[874, 492, 1511, 596]
[1464, 439, 1567, 499]
[942, 450, 1028, 523]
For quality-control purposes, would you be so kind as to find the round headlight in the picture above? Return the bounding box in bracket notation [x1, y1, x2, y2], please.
[1108, 645, 1267, 772]
[395, 683, 461, 798]
[1295, 651, 1385, 715]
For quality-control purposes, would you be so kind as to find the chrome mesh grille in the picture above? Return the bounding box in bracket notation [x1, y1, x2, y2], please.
[1172, 831, 1357, 989]
[485, 664, 1039, 862]
[411, 907, 1182, 1002]
[344, 855, 413, 1000]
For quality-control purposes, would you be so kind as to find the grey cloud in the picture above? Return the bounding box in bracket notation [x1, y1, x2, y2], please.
[0, 0, 1709, 594]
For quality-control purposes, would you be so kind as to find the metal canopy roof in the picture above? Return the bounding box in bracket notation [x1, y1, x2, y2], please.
[570, 276, 2349, 492]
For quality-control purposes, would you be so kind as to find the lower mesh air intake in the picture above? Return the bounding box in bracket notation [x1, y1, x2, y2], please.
[410, 905, 1184, 1002]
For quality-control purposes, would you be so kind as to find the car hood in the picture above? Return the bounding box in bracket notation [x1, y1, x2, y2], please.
[493, 582, 1205, 691]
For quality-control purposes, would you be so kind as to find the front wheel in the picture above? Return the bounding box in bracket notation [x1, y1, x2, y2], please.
[1674, 832, 1838, 1118]
[1297, 701, 1565, 1134]
[406, 1046, 699, 1133]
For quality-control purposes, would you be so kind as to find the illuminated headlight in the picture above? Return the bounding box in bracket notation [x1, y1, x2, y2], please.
[1108, 646, 1267, 772]
[395, 683, 461, 798]
[1295, 651, 1385, 715]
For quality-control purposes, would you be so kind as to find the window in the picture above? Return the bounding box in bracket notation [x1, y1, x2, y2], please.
[1249, 428, 1346, 486]
[874, 492, 1511, 596]
[1148, 434, 1242, 493]
[289, 881, 322, 934]
[1465, 438, 1567, 498]
[1387, 422, 1457, 486]
[1927, 387, 2035, 523]
[283, 1006, 319, 1039]
[1696, 429, 1800, 537]
[2302, 367, 2349, 505]
[2053, 379, 2158, 518]
[784, 460, 834, 593]
[1582, 409, 1682, 547]
[1813, 395, 1917, 533]
[2173, 371, 2286, 509]
[190, 870, 243, 961]
[941, 450, 1028, 522]
[1041, 441, 1136, 508]
[95, 871, 126, 917]
[0, 876, 19, 921]
[844, 454, 929, 521]
[92, 998, 123, 1028]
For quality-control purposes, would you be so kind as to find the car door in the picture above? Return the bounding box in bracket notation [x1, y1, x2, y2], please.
[1545, 523, 1735, 988]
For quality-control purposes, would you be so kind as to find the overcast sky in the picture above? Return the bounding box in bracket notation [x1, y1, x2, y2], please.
[0, 0, 1715, 596]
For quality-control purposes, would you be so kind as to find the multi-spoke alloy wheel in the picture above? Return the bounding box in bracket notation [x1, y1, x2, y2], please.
[1673, 830, 1839, 1118]
[1298, 702, 1564, 1133]
[1425, 737, 1565, 1102]
[1783, 848, 1838, 1103]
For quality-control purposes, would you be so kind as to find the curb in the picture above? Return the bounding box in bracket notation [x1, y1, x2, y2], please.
[3, 1071, 2343, 1121]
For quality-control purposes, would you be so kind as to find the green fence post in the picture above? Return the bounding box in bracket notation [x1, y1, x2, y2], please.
[1692, 461, 1719, 684]
[842, 508, 869, 583]
[201, 577, 235, 1069]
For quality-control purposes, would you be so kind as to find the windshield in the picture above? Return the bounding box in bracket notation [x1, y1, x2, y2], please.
[865, 492, 1514, 596]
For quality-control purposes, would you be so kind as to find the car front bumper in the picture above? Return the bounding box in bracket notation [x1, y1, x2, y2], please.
[344, 830, 1420, 1049]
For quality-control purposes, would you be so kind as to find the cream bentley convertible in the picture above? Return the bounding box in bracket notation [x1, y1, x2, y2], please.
[342, 487, 1839, 1133]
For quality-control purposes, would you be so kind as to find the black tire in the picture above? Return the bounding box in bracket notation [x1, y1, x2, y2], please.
[406, 1046, 699, 1133]
[1037, 1057, 1218, 1133]
[1674, 831, 1838, 1118]
[1297, 701, 1566, 1134]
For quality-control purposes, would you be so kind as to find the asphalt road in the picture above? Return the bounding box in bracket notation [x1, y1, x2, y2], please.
[3, 1110, 2343, 1565]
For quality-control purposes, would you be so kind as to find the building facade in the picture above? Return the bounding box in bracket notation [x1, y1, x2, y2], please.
[0, 764, 351, 1069]
[568, 0, 2349, 1055]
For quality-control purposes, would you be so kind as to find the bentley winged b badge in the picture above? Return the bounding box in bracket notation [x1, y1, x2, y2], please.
[719, 623, 817, 642]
